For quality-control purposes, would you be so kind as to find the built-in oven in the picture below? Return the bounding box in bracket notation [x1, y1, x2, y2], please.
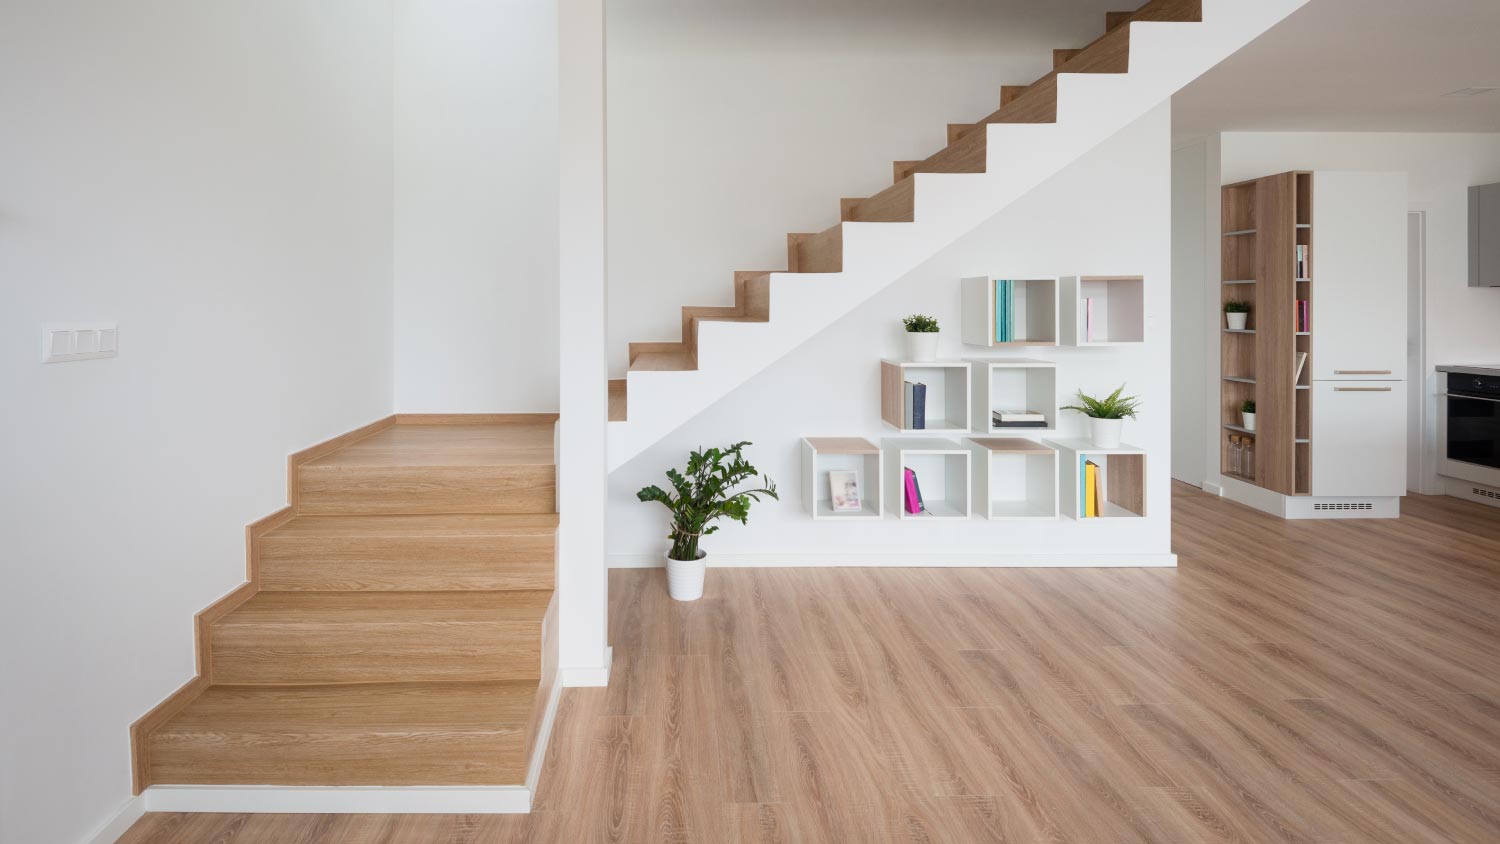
[1445, 373, 1500, 471]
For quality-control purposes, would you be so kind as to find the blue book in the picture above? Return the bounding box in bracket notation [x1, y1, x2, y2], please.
[910, 381, 927, 430]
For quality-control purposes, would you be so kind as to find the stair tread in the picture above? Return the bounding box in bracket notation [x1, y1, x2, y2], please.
[225, 590, 554, 623]
[306, 422, 554, 469]
[630, 350, 696, 372]
[266, 513, 558, 540]
[159, 681, 537, 733]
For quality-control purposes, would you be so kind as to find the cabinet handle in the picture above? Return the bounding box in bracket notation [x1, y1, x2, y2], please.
[1334, 386, 1392, 392]
[1334, 370, 1392, 375]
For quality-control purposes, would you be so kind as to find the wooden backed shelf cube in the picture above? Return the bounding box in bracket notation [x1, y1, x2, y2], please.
[880, 359, 971, 434]
[1060, 275, 1145, 346]
[960, 277, 1058, 347]
[968, 357, 1058, 435]
[1047, 438, 1147, 520]
[966, 438, 1059, 520]
[801, 437, 883, 520]
[884, 438, 972, 520]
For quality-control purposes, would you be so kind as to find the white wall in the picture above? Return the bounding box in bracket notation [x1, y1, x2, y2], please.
[608, 105, 1174, 564]
[0, 4, 395, 843]
[1172, 132, 1500, 492]
[1170, 140, 1210, 486]
[605, 0, 1123, 375]
[393, 0, 560, 412]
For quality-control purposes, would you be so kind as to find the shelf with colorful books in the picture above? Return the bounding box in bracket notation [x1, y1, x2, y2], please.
[959, 277, 1058, 347]
[1047, 438, 1147, 521]
[966, 438, 1058, 520]
[967, 357, 1058, 435]
[1060, 275, 1145, 346]
[800, 438, 883, 520]
[879, 359, 971, 434]
[884, 438, 972, 520]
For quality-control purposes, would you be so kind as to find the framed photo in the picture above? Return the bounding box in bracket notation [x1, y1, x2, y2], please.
[829, 470, 862, 512]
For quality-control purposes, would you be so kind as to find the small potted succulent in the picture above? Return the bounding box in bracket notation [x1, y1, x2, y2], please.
[1241, 399, 1257, 432]
[636, 442, 777, 601]
[1224, 300, 1250, 331]
[1063, 385, 1142, 449]
[902, 314, 940, 362]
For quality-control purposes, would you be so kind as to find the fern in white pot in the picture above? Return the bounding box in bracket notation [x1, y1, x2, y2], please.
[1063, 385, 1142, 449]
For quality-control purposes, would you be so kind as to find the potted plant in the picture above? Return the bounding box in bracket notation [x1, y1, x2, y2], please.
[1241, 399, 1256, 432]
[1225, 300, 1250, 331]
[1063, 385, 1142, 449]
[636, 442, 777, 601]
[903, 314, 940, 362]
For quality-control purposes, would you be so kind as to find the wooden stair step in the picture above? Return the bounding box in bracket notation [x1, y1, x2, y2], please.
[947, 123, 978, 145]
[1106, 10, 1134, 30]
[608, 378, 627, 422]
[892, 160, 922, 184]
[1001, 85, 1028, 107]
[629, 348, 696, 372]
[842, 178, 916, 224]
[297, 422, 555, 516]
[210, 591, 551, 685]
[786, 226, 843, 273]
[258, 514, 557, 592]
[1053, 48, 1081, 69]
[149, 681, 536, 786]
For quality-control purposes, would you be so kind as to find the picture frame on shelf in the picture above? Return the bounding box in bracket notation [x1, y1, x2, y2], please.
[828, 470, 861, 512]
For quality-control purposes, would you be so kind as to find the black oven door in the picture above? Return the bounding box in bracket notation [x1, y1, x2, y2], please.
[1448, 393, 1500, 470]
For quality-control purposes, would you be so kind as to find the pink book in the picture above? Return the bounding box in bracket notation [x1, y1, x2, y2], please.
[904, 468, 920, 514]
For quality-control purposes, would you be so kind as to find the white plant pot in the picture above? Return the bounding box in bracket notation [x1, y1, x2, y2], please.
[1242, 411, 1256, 432]
[1089, 417, 1124, 449]
[665, 551, 706, 601]
[906, 331, 939, 362]
[1225, 312, 1248, 331]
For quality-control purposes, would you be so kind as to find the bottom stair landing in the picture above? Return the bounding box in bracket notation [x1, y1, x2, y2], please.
[131, 415, 560, 810]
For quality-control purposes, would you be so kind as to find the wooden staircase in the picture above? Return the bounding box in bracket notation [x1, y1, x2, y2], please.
[609, 1, 1189, 422]
[130, 416, 558, 792]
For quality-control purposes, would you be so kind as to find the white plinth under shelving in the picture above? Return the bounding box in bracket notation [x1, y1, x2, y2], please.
[1048, 438, 1148, 520]
[801, 437, 883, 520]
[1061, 275, 1145, 346]
[880, 359, 971, 434]
[967, 438, 1059, 520]
[885, 438, 971, 520]
[968, 357, 1058, 435]
[960, 277, 1059, 348]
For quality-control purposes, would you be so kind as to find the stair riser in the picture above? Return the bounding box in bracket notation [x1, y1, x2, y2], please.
[211, 620, 543, 684]
[259, 533, 555, 592]
[297, 466, 556, 515]
[150, 730, 525, 786]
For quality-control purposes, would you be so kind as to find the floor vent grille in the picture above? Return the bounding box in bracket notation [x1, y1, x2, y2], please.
[1313, 502, 1374, 511]
[1473, 486, 1500, 501]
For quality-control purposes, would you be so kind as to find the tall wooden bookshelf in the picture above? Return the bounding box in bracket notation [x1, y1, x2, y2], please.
[1220, 171, 1313, 495]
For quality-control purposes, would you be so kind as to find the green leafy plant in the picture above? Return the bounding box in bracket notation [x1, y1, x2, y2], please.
[637, 442, 778, 561]
[1062, 385, 1142, 420]
[902, 314, 939, 333]
[1241, 399, 1256, 414]
[1224, 300, 1251, 313]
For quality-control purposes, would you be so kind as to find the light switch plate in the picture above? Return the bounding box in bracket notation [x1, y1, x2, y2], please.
[42, 323, 118, 363]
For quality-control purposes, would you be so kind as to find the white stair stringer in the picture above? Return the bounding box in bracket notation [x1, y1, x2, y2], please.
[609, 0, 1307, 472]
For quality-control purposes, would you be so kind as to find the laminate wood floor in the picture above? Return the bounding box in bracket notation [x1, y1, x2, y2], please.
[118, 485, 1500, 843]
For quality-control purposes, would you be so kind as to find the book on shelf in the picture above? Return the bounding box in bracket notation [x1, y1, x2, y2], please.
[1294, 299, 1310, 332]
[1084, 297, 1095, 343]
[994, 279, 1014, 343]
[903, 467, 924, 514]
[1294, 351, 1308, 382]
[828, 470, 861, 513]
[1083, 459, 1101, 518]
[992, 409, 1047, 428]
[903, 381, 927, 430]
[1295, 244, 1310, 279]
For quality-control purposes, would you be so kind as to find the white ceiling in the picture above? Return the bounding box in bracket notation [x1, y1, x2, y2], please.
[1174, 0, 1500, 141]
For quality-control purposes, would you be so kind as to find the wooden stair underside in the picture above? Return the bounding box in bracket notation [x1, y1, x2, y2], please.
[610, 0, 1201, 420]
[134, 417, 558, 791]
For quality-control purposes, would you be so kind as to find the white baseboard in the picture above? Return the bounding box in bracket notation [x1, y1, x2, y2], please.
[524, 671, 565, 791]
[608, 553, 1176, 568]
[560, 646, 613, 687]
[83, 795, 145, 844]
[142, 784, 530, 814]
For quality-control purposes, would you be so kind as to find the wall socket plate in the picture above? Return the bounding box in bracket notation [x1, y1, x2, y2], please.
[42, 323, 118, 363]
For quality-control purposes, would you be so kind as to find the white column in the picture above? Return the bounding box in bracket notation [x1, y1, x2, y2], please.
[555, 0, 610, 684]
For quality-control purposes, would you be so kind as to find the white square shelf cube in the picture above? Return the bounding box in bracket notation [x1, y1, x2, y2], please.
[1061, 275, 1145, 346]
[884, 438, 972, 520]
[968, 357, 1058, 435]
[966, 438, 1059, 520]
[1047, 438, 1148, 520]
[961, 277, 1059, 348]
[880, 359, 971, 434]
[801, 437, 883, 520]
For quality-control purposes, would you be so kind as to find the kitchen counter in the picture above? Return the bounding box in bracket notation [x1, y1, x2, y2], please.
[1437, 364, 1500, 378]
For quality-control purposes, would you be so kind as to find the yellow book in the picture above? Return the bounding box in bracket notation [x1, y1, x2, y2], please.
[1084, 460, 1099, 518]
